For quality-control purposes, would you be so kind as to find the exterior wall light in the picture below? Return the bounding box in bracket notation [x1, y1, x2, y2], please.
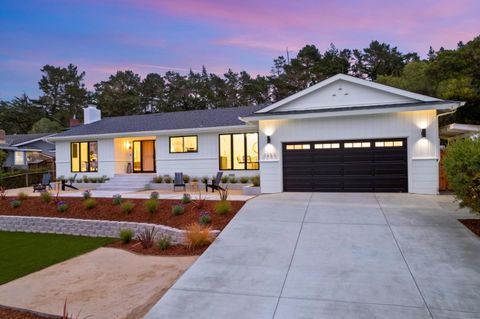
[421, 128, 427, 138]
[267, 135, 271, 144]
[125, 141, 132, 150]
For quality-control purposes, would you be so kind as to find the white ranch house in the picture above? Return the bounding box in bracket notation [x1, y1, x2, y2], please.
[49, 74, 463, 195]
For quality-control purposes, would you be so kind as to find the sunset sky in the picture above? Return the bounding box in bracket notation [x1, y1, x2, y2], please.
[1, 0, 479, 99]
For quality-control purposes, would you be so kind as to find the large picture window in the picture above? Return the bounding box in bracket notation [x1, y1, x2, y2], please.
[219, 133, 259, 170]
[71, 141, 98, 172]
[170, 136, 198, 153]
[14, 151, 24, 165]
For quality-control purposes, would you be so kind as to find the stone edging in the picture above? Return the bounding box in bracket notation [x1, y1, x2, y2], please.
[0, 215, 220, 244]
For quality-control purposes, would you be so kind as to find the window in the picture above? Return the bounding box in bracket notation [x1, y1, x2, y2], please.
[344, 142, 371, 148]
[314, 143, 340, 149]
[170, 136, 198, 153]
[71, 142, 98, 172]
[14, 151, 24, 165]
[286, 144, 311, 150]
[375, 141, 404, 147]
[219, 133, 259, 170]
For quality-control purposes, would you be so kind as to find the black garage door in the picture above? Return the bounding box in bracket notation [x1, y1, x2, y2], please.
[283, 138, 408, 192]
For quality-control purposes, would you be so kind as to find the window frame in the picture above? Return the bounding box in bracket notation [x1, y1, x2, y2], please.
[169, 135, 198, 153]
[218, 132, 259, 171]
[70, 141, 98, 173]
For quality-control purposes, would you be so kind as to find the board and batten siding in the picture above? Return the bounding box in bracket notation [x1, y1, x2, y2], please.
[258, 109, 440, 195]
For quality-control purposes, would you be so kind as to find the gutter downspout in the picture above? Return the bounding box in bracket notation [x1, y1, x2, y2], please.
[435, 101, 465, 159]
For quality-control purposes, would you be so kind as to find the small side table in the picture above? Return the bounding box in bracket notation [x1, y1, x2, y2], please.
[189, 181, 199, 193]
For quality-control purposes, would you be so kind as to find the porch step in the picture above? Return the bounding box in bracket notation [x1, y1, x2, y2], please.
[96, 174, 155, 191]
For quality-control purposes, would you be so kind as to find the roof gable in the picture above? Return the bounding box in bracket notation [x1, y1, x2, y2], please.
[256, 74, 440, 114]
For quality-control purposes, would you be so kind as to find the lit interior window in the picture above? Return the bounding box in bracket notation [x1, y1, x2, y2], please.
[170, 136, 198, 153]
[14, 151, 24, 165]
[393, 141, 403, 147]
[220, 133, 258, 170]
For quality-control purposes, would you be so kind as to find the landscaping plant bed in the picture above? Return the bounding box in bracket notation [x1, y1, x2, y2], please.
[459, 219, 480, 237]
[107, 240, 209, 256]
[0, 197, 244, 230]
[0, 305, 59, 319]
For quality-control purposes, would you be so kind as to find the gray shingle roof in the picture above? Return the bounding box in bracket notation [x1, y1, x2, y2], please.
[53, 105, 266, 138]
[5, 133, 52, 146]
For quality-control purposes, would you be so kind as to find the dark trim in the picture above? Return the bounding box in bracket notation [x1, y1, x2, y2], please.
[169, 135, 198, 153]
[132, 140, 156, 173]
[218, 132, 259, 171]
[70, 141, 98, 173]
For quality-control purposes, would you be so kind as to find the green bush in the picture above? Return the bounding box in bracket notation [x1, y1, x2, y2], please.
[229, 176, 238, 184]
[201, 176, 209, 184]
[57, 201, 68, 212]
[82, 190, 91, 199]
[150, 191, 159, 199]
[172, 204, 184, 216]
[191, 177, 199, 182]
[156, 235, 172, 250]
[199, 211, 211, 225]
[121, 201, 135, 214]
[181, 193, 192, 204]
[10, 199, 22, 208]
[215, 200, 231, 215]
[240, 176, 250, 184]
[250, 175, 260, 187]
[119, 229, 134, 244]
[444, 138, 480, 213]
[83, 198, 96, 210]
[144, 199, 158, 214]
[152, 176, 163, 183]
[112, 194, 122, 205]
[164, 175, 172, 183]
[40, 192, 52, 203]
[221, 175, 229, 183]
[18, 192, 29, 201]
[183, 174, 190, 183]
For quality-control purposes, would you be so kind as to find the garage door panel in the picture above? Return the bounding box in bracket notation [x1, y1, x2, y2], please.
[283, 138, 408, 192]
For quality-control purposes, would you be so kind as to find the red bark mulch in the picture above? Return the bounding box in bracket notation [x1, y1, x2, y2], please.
[459, 219, 480, 237]
[0, 305, 59, 319]
[107, 240, 209, 256]
[0, 197, 244, 231]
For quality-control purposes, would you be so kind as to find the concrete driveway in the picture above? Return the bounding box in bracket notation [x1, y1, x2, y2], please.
[145, 193, 480, 319]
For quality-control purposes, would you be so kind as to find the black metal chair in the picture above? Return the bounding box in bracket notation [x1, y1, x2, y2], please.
[173, 172, 186, 192]
[206, 172, 224, 192]
[33, 173, 53, 192]
[61, 174, 79, 191]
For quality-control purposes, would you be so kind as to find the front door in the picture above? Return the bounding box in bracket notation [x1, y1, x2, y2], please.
[133, 140, 156, 173]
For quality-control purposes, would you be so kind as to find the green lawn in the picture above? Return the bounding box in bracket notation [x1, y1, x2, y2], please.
[0, 231, 115, 284]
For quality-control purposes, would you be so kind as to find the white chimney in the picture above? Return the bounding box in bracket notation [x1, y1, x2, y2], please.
[84, 105, 101, 124]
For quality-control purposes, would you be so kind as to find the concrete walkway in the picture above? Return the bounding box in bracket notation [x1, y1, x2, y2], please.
[145, 193, 480, 319]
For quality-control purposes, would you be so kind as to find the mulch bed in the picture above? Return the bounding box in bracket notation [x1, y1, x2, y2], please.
[0, 197, 244, 230]
[0, 305, 59, 319]
[107, 240, 209, 256]
[459, 219, 480, 237]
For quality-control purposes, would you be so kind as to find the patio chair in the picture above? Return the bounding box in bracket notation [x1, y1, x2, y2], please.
[173, 172, 186, 192]
[206, 172, 224, 193]
[61, 174, 79, 191]
[33, 173, 53, 192]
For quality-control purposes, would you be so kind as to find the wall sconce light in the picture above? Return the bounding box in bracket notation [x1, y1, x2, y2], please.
[266, 135, 271, 144]
[125, 141, 132, 150]
[421, 128, 426, 138]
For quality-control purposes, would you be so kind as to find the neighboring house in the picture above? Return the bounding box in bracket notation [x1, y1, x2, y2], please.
[0, 131, 56, 170]
[49, 74, 464, 195]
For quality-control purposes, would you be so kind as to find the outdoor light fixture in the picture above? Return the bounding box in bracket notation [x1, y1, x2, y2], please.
[267, 135, 271, 144]
[125, 141, 132, 150]
[421, 128, 427, 138]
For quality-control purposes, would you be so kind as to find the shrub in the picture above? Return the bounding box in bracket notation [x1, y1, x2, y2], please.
[68, 176, 76, 183]
[150, 191, 159, 199]
[112, 194, 122, 205]
[199, 211, 211, 225]
[201, 176, 209, 184]
[215, 200, 231, 215]
[57, 201, 68, 212]
[184, 223, 213, 249]
[164, 175, 172, 183]
[156, 235, 172, 250]
[172, 204, 184, 216]
[137, 227, 157, 249]
[121, 201, 135, 214]
[240, 176, 250, 184]
[119, 229, 134, 244]
[251, 175, 260, 187]
[229, 176, 238, 184]
[40, 191, 52, 203]
[183, 174, 190, 183]
[191, 177, 199, 182]
[145, 198, 158, 214]
[82, 175, 89, 183]
[444, 138, 480, 213]
[82, 190, 91, 199]
[83, 198, 96, 209]
[221, 175, 229, 183]
[181, 193, 192, 204]
[10, 199, 22, 208]
[152, 176, 163, 183]
[18, 192, 29, 200]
